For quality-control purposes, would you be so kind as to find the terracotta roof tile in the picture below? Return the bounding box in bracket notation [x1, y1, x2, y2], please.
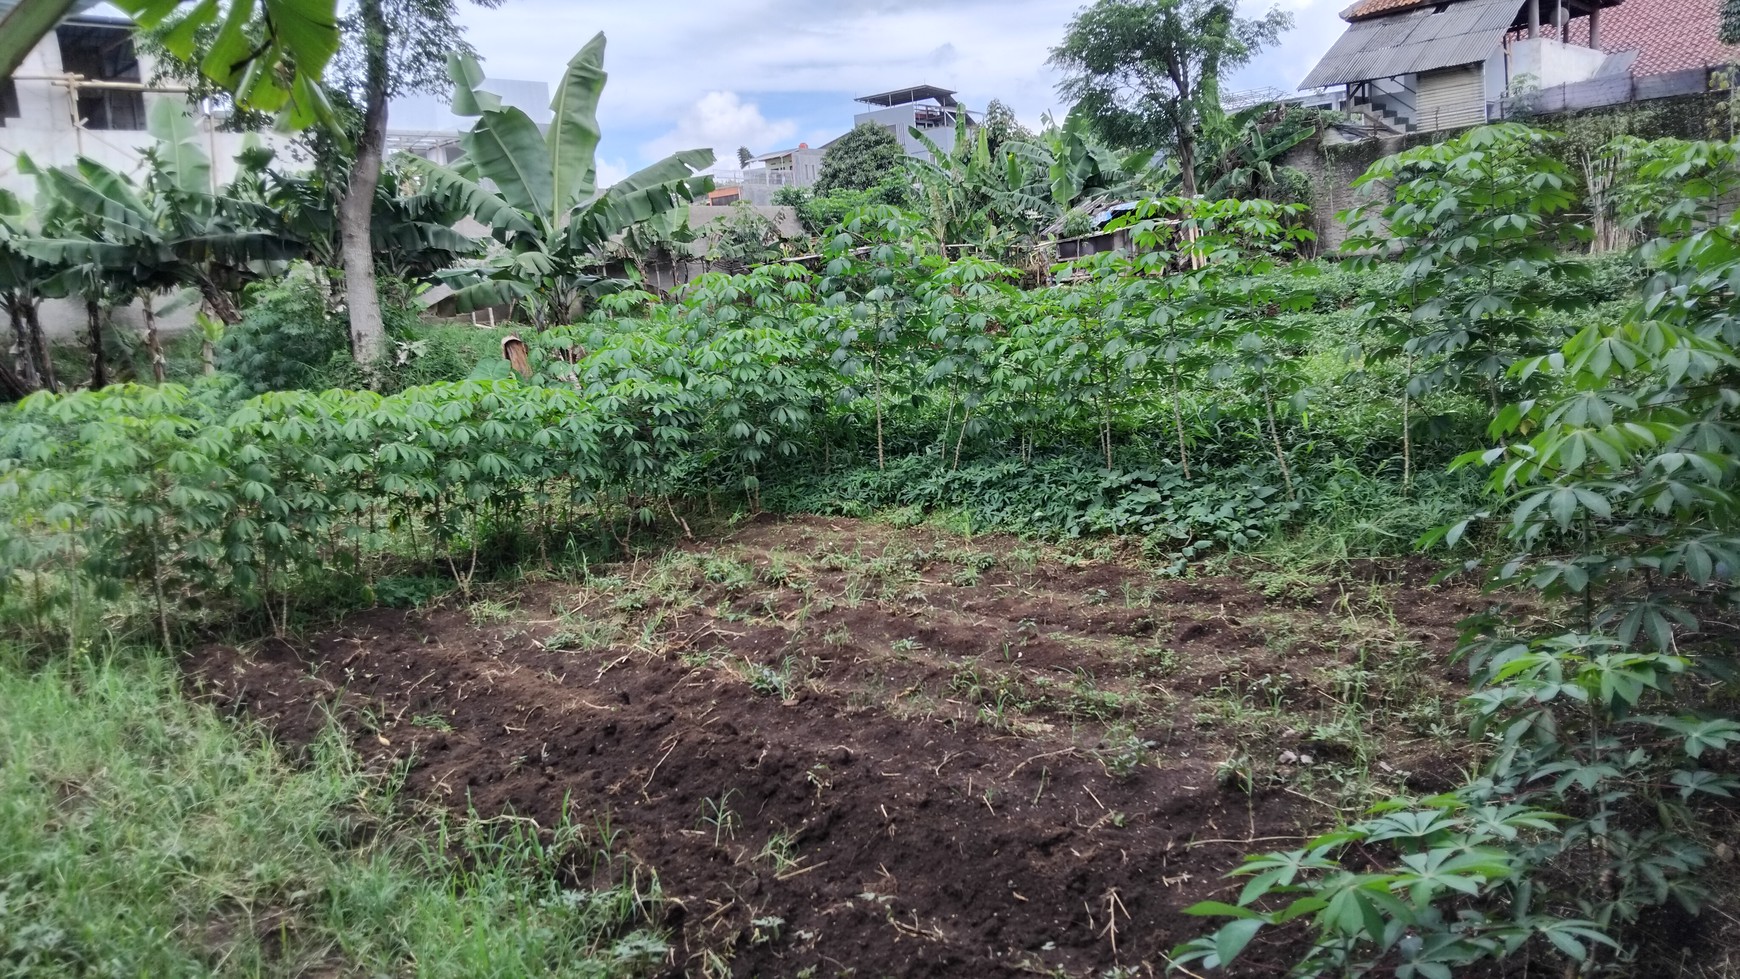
[1562, 0, 1739, 75]
[1343, 0, 1436, 20]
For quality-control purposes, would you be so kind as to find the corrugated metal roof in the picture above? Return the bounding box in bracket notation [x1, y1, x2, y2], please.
[1300, 0, 1525, 88]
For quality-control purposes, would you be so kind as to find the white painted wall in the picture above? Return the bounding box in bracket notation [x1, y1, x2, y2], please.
[2, 22, 310, 340]
[1510, 37, 1609, 91]
[851, 104, 970, 161]
[0, 25, 306, 203]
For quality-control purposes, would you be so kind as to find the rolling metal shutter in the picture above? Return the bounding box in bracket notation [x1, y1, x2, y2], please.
[1415, 65, 1488, 130]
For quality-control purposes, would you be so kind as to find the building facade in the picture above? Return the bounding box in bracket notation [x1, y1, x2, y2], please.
[1299, 0, 1651, 134]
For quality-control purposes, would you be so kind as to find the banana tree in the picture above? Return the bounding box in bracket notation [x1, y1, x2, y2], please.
[18, 101, 303, 384]
[1008, 113, 1156, 218]
[409, 34, 714, 329]
[260, 158, 484, 281]
[0, 190, 57, 393]
[905, 112, 1054, 264]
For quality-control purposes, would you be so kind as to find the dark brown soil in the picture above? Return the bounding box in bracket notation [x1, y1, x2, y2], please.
[188, 516, 1487, 978]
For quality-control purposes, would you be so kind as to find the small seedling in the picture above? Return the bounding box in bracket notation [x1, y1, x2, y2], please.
[1097, 732, 1157, 780]
[745, 658, 796, 699]
[699, 790, 741, 846]
[756, 830, 800, 873]
[1216, 754, 1256, 795]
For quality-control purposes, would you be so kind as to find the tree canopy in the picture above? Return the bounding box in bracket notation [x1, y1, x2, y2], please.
[815, 124, 906, 195]
[1049, 0, 1291, 197]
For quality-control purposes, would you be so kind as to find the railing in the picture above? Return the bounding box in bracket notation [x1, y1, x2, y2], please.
[710, 168, 799, 188]
[1493, 65, 1717, 118]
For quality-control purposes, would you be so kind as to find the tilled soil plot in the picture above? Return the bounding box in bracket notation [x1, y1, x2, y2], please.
[190, 515, 1486, 978]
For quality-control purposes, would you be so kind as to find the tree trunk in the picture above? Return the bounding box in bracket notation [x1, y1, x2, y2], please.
[7, 300, 38, 391]
[86, 298, 107, 390]
[339, 0, 390, 368]
[25, 303, 54, 392]
[1177, 131, 1198, 199]
[143, 293, 165, 383]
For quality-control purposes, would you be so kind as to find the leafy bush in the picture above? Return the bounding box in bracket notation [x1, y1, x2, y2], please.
[1177, 125, 1740, 979]
[216, 264, 347, 394]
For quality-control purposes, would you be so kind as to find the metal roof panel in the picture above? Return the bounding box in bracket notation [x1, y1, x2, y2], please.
[1300, 0, 1522, 88]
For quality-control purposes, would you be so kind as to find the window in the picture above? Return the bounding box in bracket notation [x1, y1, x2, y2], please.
[0, 78, 19, 126]
[56, 23, 145, 131]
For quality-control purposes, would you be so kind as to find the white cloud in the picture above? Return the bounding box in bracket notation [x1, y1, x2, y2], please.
[639, 91, 798, 168]
[456, 1, 1352, 167]
[593, 156, 631, 188]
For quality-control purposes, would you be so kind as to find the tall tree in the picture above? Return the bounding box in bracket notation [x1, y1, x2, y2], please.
[980, 99, 1036, 155]
[815, 123, 906, 195]
[334, 0, 500, 367]
[1049, 0, 1290, 198]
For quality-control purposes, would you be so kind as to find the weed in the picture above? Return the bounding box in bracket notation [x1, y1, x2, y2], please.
[1216, 753, 1256, 794]
[698, 790, 741, 847]
[744, 658, 799, 700]
[1096, 730, 1157, 780]
[410, 713, 453, 731]
[756, 830, 800, 873]
[467, 598, 514, 624]
[0, 646, 666, 976]
[805, 764, 831, 802]
[1142, 646, 1182, 677]
[702, 556, 754, 590]
[1249, 567, 1329, 605]
[543, 618, 620, 653]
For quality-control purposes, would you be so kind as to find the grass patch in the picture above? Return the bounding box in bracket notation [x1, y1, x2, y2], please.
[0, 645, 666, 978]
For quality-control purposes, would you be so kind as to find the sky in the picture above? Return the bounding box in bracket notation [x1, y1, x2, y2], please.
[452, 0, 1354, 183]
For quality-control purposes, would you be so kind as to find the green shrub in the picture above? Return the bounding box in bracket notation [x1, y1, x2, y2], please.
[216, 264, 347, 394]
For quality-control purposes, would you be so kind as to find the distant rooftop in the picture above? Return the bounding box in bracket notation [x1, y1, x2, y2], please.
[855, 84, 959, 107]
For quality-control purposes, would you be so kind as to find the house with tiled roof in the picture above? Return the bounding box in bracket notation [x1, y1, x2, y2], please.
[1560, 0, 1739, 75]
[1300, 0, 1729, 133]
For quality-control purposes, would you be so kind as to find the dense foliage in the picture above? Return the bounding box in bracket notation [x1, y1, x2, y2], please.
[1172, 127, 1740, 978]
[3, 122, 1737, 978]
[814, 123, 907, 195]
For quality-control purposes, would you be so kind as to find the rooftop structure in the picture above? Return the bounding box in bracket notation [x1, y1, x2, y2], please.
[1297, 0, 1717, 134]
[854, 84, 960, 108]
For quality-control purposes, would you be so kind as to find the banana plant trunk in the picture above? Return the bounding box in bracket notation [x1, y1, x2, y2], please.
[7, 301, 39, 391]
[25, 303, 53, 392]
[85, 298, 107, 390]
[142, 293, 165, 383]
[340, 0, 390, 369]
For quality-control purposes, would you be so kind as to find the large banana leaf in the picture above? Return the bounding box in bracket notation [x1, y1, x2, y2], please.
[17, 236, 167, 268]
[449, 51, 559, 222]
[148, 101, 213, 196]
[401, 158, 536, 236]
[446, 53, 502, 117]
[460, 106, 555, 223]
[546, 33, 607, 213]
[0, 0, 77, 82]
[21, 157, 156, 243]
[568, 170, 713, 253]
[441, 276, 536, 314]
[173, 229, 305, 265]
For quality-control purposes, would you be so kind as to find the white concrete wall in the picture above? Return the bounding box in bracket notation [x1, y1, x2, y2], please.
[1, 23, 310, 341]
[0, 24, 305, 202]
[851, 105, 967, 162]
[1510, 37, 1609, 91]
